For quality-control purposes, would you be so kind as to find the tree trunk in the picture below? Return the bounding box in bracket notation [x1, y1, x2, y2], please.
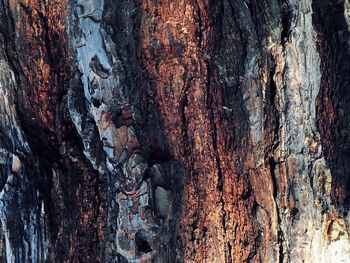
[0, 0, 349, 262]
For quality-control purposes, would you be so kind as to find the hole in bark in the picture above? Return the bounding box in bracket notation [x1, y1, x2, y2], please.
[269, 68, 277, 105]
[290, 207, 300, 221]
[92, 98, 102, 108]
[135, 233, 152, 253]
[281, 15, 290, 44]
[280, 3, 292, 45]
[269, 158, 278, 198]
[149, 148, 172, 162]
[89, 55, 110, 79]
[116, 253, 128, 263]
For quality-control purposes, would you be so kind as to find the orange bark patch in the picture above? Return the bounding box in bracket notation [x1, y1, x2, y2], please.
[140, 1, 259, 261]
[12, 0, 69, 133]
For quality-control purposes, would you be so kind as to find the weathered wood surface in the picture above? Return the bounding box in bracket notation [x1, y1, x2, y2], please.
[0, 0, 349, 262]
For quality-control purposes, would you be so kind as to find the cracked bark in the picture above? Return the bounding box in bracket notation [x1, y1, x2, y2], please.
[0, 0, 350, 262]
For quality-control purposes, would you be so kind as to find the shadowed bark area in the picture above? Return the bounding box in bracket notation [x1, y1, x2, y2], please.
[0, 0, 349, 262]
[313, 0, 350, 210]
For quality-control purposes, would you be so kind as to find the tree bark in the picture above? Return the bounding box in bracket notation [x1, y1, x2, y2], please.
[0, 0, 349, 262]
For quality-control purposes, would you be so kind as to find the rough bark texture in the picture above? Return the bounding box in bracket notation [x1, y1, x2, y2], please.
[0, 0, 349, 262]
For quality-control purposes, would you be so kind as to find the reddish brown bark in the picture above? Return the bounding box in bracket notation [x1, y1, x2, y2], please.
[139, 1, 258, 261]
